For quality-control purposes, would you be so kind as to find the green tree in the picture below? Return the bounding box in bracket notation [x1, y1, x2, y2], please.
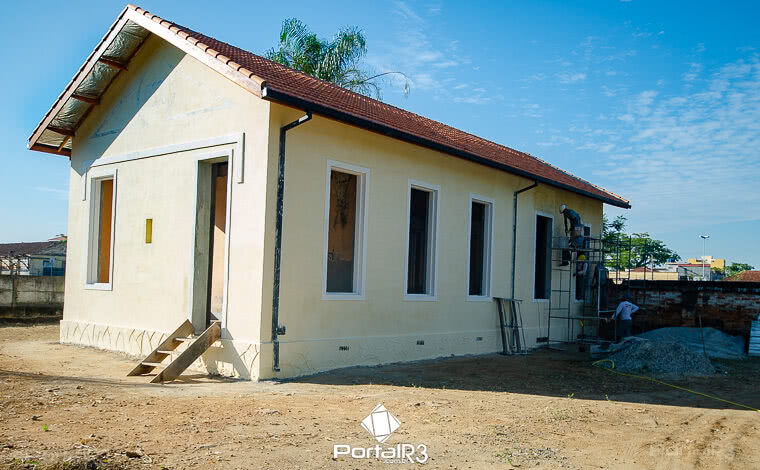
[725, 262, 754, 278]
[265, 19, 409, 100]
[601, 214, 680, 269]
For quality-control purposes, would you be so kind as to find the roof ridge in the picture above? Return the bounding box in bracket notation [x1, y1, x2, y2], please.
[129, 5, 628, 205]
[29, 4, 630, 208]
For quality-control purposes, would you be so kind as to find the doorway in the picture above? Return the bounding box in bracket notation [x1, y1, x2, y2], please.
[191, 157, 230, 333]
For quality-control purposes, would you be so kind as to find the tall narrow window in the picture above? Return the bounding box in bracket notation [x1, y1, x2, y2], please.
[534, 214, 552, 300]
[406, 182, 438, 297]
[468, 197, 493, 298]
[324, 162, 367, 296]
[87, 174, 116, 287]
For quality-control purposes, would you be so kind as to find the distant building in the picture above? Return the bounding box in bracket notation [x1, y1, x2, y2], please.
[0, 239, 67, 276]
[677, 263, 713, 281]
[722, 270, 760, 282]
[687, 256, 726, 272]
[608, 267, 679, 282]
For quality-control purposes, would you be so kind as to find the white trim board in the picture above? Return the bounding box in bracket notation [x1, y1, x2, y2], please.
[403, 179, 440, 301]
[322, 160, 370, 301]
[82, 133, 245, 201]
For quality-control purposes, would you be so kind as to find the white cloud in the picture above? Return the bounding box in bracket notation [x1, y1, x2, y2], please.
[592, 55, 760, 232]
[366, 1, 486, 104]
[557, 72, 587, 84]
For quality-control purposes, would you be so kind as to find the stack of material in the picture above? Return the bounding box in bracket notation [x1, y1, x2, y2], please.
[637, 327, 745, 359]
[601, 337, 716, 377]
[750, 315, 760, 357]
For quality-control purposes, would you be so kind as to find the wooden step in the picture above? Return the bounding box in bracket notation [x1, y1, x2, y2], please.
[173, 337, 195, 343]
[141, 362, 164, 367]
[127, 320, 194, 377]
[151, 321, 221, 383]
[156, 350, 174, 355]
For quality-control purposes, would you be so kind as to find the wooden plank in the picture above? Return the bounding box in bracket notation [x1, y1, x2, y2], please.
[28, 143, 71, 157]
[56, 136, 71, 152]
[127, 320, 194, 376]
[98, 56, 128, 70]
[71, 94, 100, 105]
[151, 322, 220, 383]
[46, 126, 75, 137]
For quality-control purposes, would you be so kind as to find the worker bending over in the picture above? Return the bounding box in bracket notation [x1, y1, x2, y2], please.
[609, 293, 639, 341]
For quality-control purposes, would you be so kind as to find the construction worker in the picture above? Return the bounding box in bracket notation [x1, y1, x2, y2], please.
[608, 293, 639, 341]
[560, 204, 584, 265]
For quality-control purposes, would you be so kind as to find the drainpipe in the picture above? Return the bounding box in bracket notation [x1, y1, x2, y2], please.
[272, 111, 312, 372]
[511, 182, 539, 298]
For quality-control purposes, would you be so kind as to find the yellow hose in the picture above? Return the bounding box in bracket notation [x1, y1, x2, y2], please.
[592, 359, 759, 412]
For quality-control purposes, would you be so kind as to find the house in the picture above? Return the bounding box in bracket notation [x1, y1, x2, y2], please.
[722, 270, 760, 282]
[27, 5, 629, 380]
[677, 263, 713, 281]
[0, 240, 67, 276]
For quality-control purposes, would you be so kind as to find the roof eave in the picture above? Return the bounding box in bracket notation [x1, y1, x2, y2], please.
[27, 5, 268, 158]
[262, 86, 631, 209]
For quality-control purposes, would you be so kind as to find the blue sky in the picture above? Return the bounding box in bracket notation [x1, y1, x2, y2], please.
[2, 1, 759, 267]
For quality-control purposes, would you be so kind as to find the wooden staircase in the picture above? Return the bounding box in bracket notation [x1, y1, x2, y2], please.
[128, 320, 221, 383]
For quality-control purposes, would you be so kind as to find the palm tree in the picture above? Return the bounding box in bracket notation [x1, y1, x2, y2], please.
[265, 19, 408, 100]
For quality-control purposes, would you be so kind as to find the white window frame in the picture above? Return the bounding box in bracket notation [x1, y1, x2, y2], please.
[573, 223, 593, 303]
[403, 180, 440, 301]
[466, 194, 494, 301]
[84, 168, 118, 290]
[322, 160, 370, 300]
[533, 211, 554, 302]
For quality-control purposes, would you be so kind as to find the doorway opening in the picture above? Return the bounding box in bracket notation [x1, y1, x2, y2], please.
[191, 157, 229, 333]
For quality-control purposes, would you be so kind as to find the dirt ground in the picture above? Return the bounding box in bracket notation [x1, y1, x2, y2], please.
[1, 325, 759, 469]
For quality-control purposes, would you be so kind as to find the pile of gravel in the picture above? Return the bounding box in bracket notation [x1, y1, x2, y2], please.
[602, 337, 716, 377]
[637, 327, 745, 359]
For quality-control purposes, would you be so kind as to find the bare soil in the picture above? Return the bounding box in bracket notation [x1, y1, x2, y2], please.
[1, 324, 759, 469]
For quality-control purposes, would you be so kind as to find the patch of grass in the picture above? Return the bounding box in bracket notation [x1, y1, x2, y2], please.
[42, 424, 49, 432]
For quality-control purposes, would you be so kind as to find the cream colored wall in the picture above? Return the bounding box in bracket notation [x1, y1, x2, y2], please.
[261, 104, 603, 378]
[59, 33, 606, 381]
[63, 35, 271, 377]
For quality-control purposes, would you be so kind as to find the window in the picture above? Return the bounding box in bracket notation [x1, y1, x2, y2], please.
[324, 161, 368, 298]
[534, 214, 552, 300]
[87, 173, 117, 287]
[405, 181, 439, 298]
[467, 195, 493, 298]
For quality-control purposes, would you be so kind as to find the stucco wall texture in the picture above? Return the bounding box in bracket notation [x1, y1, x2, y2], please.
[61, 35, 604, 380]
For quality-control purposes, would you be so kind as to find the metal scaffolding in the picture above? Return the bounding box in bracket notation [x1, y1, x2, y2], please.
[545, 235, 626, 348]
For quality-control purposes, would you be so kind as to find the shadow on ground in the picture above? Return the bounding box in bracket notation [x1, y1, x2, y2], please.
[291, 349, 760, 412]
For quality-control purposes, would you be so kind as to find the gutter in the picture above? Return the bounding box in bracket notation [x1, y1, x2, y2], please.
[261, 87, 630, 209]
[511, 182, 539, 298]
[271, 111, 313, 372]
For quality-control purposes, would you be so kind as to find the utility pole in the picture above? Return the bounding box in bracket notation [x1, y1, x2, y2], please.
[700, 234, 710, 281]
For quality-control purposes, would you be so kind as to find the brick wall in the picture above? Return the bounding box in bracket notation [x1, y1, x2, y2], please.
[608, 280, 760, 345]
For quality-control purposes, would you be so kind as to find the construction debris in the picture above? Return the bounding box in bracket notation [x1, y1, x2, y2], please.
[637, 327, 745, 359]
[599, 337, 716, 377]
